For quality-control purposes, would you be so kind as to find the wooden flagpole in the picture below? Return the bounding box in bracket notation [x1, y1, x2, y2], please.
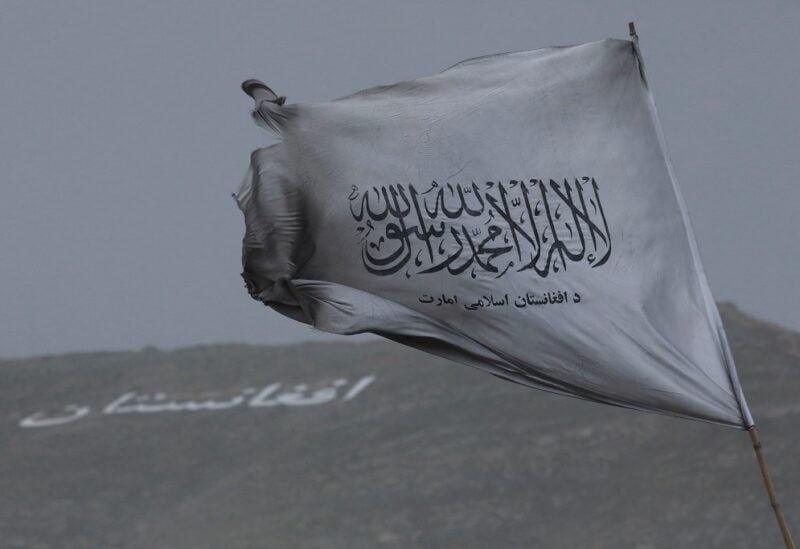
[750, 427, 796, 549]
[626, 21, 794, 548]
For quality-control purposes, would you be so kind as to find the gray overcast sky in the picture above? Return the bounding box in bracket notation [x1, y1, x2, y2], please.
[1, 1, 798, 358]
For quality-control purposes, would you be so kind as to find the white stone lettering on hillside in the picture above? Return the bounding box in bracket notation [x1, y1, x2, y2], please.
[18, 375, 377, 429]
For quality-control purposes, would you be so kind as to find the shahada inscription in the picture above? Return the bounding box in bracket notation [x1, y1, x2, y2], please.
[349, 178, 611, 279]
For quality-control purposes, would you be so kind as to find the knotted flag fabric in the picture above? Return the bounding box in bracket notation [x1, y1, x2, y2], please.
[235, 38, 753, 429]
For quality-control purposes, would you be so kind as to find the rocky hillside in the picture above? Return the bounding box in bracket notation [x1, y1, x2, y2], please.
[0, 303, 797, 548]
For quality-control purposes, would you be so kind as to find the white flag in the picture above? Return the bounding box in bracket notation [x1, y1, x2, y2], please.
[236, 38, 752, 429]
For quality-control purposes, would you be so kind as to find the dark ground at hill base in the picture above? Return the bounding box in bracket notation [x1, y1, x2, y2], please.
[0, 303, 798, 548]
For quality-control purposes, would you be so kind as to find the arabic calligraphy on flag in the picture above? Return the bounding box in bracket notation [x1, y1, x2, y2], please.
[236, 38, 752, 429]
[349, 178, 611, 279]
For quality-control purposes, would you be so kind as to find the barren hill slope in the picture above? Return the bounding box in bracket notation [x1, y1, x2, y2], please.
[1, 303, 797, 548]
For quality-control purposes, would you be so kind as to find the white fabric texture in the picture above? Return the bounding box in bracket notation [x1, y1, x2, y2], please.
[236, 38, 753, 429]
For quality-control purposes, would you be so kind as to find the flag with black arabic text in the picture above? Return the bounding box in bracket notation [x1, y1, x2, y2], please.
[235, 38, 753, 429]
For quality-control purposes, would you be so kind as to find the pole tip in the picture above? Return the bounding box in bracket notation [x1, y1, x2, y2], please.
[628, 21, 637, 37]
